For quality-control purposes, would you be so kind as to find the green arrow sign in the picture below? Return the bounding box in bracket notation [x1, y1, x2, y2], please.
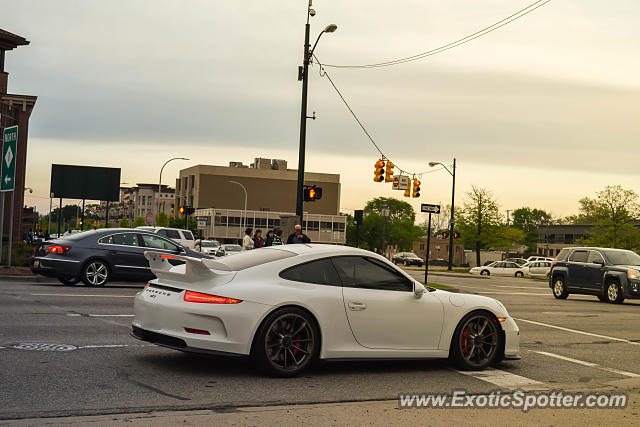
[1, 126, 18, 192]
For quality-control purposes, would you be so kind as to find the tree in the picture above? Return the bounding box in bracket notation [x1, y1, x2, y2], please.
[577, 185, 640, 249]
[511, 207, 553, 252]
[119, 217, 130, 228]
[364, 197, 416, 222]
[155, 212, 170, 227]
[457, 186, 504, 266]
[133, 216, 146, 227]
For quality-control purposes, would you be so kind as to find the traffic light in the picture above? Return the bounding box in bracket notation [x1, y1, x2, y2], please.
[384, 161, 395, 183]
[303, 185, 323, 202]
[404, 179, 411, 197]
[442, 231, 449, 239]
[454, 231, 461, 238]
[373, 160, 385, 182]
[412, 179, 421, 198]
[179, 206, 185, 215]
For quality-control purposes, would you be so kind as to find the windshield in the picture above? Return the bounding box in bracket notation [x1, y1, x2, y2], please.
[406, 253, 420, 259]
[224, 245, 242, 251]
[602, 250, 640, 266]
[200, 241, 219, 248]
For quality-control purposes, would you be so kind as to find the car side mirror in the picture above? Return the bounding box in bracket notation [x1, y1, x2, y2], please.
[413, 282, 426, 299]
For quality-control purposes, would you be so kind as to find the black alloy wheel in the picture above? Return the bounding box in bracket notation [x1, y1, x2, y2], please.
[515, 271, 523, 278]
[81, 260, 110, 287]
[480, 270, 490, 276]
[253, 308, 319, 377]
[552, 276, 568, 299]
[450, 311, 502, 370]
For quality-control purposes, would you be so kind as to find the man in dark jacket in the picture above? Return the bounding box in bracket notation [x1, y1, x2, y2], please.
[286, 224, 311, 244]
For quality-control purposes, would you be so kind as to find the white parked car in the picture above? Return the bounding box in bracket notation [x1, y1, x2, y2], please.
[195, 239, 220, 255]
[136, 226, 196, 250]
[522, 260, 552, 278]
[526, 256, 554, 263]
[470, 261, 526, 277]
[133, 244, 520, 376]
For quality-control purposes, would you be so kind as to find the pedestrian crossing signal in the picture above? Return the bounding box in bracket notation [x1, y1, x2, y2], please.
[442, 231, 449, 238]
[304, 185, 322, 202]
[454, 231, 461, 238]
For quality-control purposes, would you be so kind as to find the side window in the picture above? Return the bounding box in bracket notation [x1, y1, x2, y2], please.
[140, 234, 180, 251]
[494, 262, 504, 268]
[99, 233, 139, 246]
[279, 258, 341, 286]
[331, 256, 413, 292]
[556, 249, 570, 261]
[157, 229, 168, 237]
[587, 251, 605, 264]
[183, 231, 194, 240]
[164, 229, 181, 239]
[569, 250, 588, 263]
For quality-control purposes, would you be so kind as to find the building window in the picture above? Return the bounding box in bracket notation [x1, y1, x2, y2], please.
[419, 244, 425, 251]
[333, 222, 345, 232]
[191, 175, 195, 189]
[268, 219, 280, 228]
[320, 221, 332, 230]
[435, 245, 440, 251]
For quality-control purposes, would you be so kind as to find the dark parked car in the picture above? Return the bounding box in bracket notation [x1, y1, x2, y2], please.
[549, 247, 640, 304]
[392, 252, 424, 267]
[31, 228, 210, 287]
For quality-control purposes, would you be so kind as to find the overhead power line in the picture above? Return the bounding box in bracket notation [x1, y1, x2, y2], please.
[320, 0, 552, 69]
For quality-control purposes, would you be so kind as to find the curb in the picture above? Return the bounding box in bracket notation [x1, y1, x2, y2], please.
[0, 275, 57, 283]
[426, 272, 490, 280]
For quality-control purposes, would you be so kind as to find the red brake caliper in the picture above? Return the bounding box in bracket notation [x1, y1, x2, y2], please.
[462, 328, 469, 354]
[292, 335, 302, 356]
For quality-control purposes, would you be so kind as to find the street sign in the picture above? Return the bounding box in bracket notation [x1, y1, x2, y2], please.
[145, 211, 153, 225]
[196, 216, 209, 229]
[421, 203, 441, 214]
[392, 175, 409, 190]
[1, 126, 18, 192]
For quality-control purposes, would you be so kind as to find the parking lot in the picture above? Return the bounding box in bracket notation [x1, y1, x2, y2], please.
[1, 273, 639, 423]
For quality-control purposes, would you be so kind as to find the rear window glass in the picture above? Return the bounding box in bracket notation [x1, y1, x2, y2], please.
[207, 247, 296, 271]
[280, 258, 341, 286]
[161, 229, 181, 239]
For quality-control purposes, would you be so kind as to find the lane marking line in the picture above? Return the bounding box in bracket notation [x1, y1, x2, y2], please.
[30, 293, 134, 298]
[77, 344, 150, 349]
[477, 292, 549, 296]
[66, 314, 134, 317]
[515, 318, 640, 346]
[531, 350, 640, 378]
[455, 368, 548, 390]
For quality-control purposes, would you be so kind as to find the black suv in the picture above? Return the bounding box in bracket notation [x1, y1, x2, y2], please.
[549, 247, 640, 304]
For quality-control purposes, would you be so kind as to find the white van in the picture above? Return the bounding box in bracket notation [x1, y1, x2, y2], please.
[135, 226, 196, 249]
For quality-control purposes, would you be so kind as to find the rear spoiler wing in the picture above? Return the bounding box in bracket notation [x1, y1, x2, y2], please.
[144, 251, 235, 283]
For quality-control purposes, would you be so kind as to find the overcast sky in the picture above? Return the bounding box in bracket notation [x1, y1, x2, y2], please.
[4, 0, 640, 222]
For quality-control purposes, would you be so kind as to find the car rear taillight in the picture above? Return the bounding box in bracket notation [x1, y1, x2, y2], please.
[45, 245, 71, 254]
[550, 261, 555, 270]
[183, 291, 242, 304]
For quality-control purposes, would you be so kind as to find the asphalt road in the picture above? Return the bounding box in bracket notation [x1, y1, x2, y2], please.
[1, 273, 639, 422]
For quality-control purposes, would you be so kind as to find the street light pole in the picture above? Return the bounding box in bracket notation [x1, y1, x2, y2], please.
[295, 2, 337, 225]
[228, 180, 247, 234]
[158, 157, 189, 224]
[429, 158, 457, 270]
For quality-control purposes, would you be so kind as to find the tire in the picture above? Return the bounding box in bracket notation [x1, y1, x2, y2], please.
[81, 260, 110, 287]
[449, 311, 503, 370]
[252, 307, 320, 377]
[552, 276, 568, 299]
[605, 280, 624, 304]
[404, 260, 409, 266]
[480, 270, 490, 276]
[515, 272, 523, 278]
[57, 276, 79, 286]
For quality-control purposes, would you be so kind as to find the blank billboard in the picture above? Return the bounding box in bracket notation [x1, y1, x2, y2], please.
[50, 164, 121, 201]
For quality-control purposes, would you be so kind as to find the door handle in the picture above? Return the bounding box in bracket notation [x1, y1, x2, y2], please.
[348, 301, 367, 311]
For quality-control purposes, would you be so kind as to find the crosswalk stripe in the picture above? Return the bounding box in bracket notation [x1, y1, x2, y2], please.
[455, 368, 548, 390]
[531, 350, 640, 378]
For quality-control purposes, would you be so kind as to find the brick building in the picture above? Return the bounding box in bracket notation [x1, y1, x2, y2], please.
[0, 29, 37, 240]
[412, 236, 465, 266]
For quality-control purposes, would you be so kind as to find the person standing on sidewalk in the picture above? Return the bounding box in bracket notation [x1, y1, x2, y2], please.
[242, 228, 254, 251]
[253, 229, 265, 248]
[286, 224, 311, 244]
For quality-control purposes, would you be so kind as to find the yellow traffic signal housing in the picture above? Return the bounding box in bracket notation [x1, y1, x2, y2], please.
[412, 179, 421, 198]
[404, 179, 411, 197]
[384, 161, 395, 183]
[373, 160, 385, 182]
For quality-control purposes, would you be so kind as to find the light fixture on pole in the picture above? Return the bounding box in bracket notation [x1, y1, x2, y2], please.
[158, 157, 189, 224]
[429, 159, 456, 271]
[296, 1, 337, 226]
[228, 180, 248, 235]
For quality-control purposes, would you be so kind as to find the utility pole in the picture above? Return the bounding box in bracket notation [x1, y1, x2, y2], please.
[476, 194, 482, 268]
[506, 209, 511, 227]
[447, 159, 456, 270]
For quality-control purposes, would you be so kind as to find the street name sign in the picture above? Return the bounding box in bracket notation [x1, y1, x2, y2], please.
[1, 126, 17, 192]
[196, 216, 208, 230]
[421, 203, 441, 214]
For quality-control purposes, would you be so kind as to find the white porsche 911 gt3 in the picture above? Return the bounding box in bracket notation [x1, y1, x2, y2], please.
[132, 244, 520, 376]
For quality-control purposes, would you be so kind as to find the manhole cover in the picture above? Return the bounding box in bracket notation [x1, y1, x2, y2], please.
[9, 343, 77, 352]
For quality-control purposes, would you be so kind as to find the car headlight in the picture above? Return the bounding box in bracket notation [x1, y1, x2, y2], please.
[627, 270, 640, 280]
